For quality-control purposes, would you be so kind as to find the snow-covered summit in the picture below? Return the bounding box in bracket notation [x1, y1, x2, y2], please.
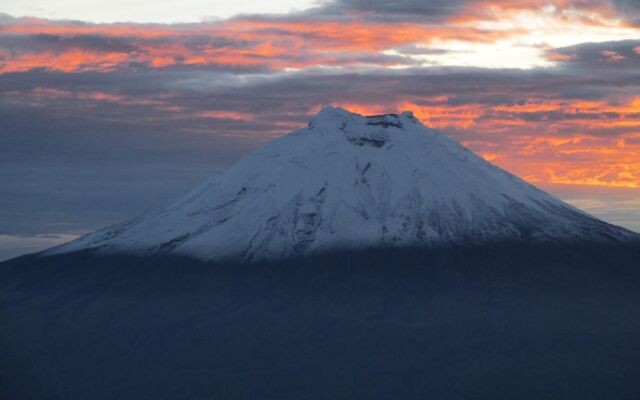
[48, 106, 638, 261]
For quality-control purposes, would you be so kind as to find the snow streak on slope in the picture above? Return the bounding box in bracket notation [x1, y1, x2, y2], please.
[48, 107, 638, 261]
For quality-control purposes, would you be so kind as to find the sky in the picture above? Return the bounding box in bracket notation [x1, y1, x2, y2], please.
[0, 0, 639, 260]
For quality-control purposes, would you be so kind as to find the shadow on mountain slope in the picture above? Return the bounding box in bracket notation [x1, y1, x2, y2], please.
[1, 241, 640, 400]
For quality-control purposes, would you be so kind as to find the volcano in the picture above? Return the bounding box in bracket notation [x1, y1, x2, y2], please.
[47, 107, 637, 261]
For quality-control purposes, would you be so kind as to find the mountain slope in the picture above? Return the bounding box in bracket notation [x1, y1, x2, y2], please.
[47, 107, 637, 261]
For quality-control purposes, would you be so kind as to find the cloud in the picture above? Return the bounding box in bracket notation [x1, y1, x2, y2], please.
[2, 0, 639, 74]
[3, 15, 468, 73]
[310, 0, 471, 22]
[612, 0, 640, 25]
[305, 0, 635, 27]
[547, 40, 640, 70]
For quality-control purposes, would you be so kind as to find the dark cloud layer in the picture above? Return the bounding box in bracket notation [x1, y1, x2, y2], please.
[0, 99, 260, 236]
[613, 0, 640, 25]
[549, 40, 640, 71]
[301, 0, 639, 24]
[312, 0, 470, 21]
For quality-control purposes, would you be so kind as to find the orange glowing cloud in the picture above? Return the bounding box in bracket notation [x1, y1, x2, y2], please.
[601, 49, 626, 62]
[448, 0, 624, 26]
[1, 49, 132, 73]
[0, 12, 532, 74]
[2, 0, 637, 74]
[194, 110, 253, 121]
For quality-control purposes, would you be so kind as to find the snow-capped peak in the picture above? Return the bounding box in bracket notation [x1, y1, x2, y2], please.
[309, 106, 417, 129]
[48, 107, 638, 261]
